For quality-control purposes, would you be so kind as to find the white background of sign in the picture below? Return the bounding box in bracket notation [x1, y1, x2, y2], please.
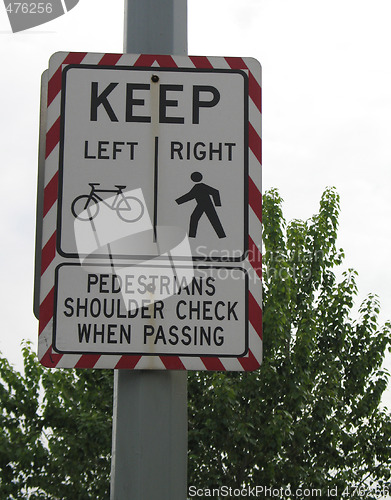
[54, 265, 247, 356]
[60, 65, 246, 259]
[42, 52, 259, 368]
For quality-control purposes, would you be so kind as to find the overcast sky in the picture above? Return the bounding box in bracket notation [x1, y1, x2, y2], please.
[0, 0, 390, 402]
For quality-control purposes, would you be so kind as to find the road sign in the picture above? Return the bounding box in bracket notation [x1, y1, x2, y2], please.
[37, 52, 262, 371]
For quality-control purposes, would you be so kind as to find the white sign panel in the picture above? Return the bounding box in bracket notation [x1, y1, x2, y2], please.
[59, 64, 247, 261]
[37, 52, 262, 371]
[54, 265, 248, 357]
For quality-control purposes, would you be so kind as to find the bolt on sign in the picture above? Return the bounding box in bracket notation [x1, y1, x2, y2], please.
[36, 52, 262, 371]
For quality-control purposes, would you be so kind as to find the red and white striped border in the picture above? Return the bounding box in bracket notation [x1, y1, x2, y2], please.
[38, 52, 262, 371]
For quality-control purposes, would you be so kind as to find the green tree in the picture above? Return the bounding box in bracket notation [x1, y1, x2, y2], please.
[0, 344, 113, 499]
[188, 187, 391, 498]
[1, 188, 390, 499]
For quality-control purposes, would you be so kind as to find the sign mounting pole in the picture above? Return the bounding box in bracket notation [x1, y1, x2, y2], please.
[110, 1, 188, 499]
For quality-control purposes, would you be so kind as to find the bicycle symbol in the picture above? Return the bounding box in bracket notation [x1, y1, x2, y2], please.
[71, 183, 145, 223]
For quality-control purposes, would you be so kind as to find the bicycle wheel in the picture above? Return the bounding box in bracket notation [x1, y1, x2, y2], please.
[71, 195, 99, 221]
[116, 196, 144, 223]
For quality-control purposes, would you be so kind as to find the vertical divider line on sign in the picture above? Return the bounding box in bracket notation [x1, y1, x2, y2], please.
[153, 136, 159, 243]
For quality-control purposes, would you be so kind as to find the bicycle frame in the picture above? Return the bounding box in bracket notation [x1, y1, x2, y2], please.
[71, 183, 145, 224]
[88, 185, 125, 210]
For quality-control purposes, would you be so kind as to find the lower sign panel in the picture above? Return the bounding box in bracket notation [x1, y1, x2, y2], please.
[53, 264, 248, 358]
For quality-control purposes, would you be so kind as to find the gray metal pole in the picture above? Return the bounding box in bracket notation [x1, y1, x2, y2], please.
[110, 2, 188, 499]
[124, 0, 187, 55]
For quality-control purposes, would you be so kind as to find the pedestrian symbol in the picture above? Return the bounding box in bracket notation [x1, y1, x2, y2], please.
[175, 172, 226, 239]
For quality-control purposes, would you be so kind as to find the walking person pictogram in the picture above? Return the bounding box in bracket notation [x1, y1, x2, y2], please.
[175, 172, 226, 238]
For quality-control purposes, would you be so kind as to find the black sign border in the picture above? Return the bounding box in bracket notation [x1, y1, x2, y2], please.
[56, 64, 249, 263]
[52, 262, 249, 359]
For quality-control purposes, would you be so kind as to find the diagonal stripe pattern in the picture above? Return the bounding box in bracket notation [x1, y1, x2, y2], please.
[38, 52, 262, 371]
